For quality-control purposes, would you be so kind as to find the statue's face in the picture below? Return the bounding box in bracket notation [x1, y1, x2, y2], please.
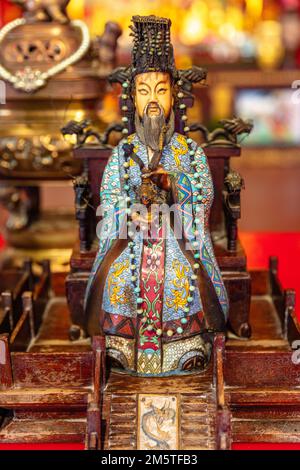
[134, 72, 173, 120]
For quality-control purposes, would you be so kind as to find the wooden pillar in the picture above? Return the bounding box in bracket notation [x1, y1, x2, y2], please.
[213, 333, 232, 450]
[0, 333, 13, 390]
[1, 291, 13, 331]
[85, 335, 106, 450]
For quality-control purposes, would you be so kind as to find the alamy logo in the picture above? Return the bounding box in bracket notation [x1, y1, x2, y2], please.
[291, 340, 300, 365]
[0, 80, 6, 104]
[95, 202, 205, 250]
[291, 80, 300, 104]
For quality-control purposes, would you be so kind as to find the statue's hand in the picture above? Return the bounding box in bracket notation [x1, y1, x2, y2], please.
[142, 166, 171, 191]
[131, 211, 149, 226]
[131, 211, 152, 232]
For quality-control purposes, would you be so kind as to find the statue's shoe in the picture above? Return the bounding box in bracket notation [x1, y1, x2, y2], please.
[178, 339, 212, 372]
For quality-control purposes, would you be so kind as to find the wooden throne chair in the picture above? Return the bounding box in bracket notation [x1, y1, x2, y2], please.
[64, 67, 253, 342]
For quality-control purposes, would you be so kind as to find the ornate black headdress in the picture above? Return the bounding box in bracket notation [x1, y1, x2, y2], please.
[130, 15, 177, 79]
[108, 15, 207, 135]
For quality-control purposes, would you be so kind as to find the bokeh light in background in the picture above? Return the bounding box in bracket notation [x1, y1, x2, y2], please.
[1, 1, 300, 68]
[65, 0, 300, 69]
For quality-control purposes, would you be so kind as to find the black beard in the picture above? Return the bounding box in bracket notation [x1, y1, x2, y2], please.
[135, 103, 175, 152]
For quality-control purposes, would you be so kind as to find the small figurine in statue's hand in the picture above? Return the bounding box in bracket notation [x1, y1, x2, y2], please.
[142, 165, 171, 191]
[131, 210, 151, 231]
[138, 166, 171, 206]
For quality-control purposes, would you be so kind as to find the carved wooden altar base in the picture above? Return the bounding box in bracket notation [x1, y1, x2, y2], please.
[0, 257, 299, 449]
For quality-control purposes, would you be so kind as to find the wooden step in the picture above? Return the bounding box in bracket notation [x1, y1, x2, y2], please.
[227, 388, 300, 406]
[9, 351, 93, 389]
[0, 418, 86, 443]
[108, 394, 137, 450]
[28, 298, 91, 353]
[105, 366, 214, 395]
[0, 388, 90, 409]
[233, 418, 300, 443]
[180, 393, 216, 450]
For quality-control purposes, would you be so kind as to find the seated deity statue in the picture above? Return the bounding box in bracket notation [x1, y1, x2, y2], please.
[85, 15, 229, 376]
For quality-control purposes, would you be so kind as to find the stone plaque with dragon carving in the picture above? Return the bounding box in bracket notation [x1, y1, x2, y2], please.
[137, 394, 179, 450]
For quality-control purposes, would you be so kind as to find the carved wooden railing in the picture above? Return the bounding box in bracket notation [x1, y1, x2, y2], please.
[213, 333, 231, 450]
[9, 292, 35, 349]
[0, 260, 51, 352]
[1, 293, 13, 333]
[0, 260, 34, 335]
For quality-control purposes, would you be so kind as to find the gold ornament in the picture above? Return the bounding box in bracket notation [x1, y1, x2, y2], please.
[0, 18, 90, 93]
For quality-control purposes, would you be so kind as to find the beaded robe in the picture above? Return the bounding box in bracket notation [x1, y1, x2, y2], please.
[85, 132, 229, 376]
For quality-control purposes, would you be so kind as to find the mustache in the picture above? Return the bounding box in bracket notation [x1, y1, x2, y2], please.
[145, 101, 162, 114]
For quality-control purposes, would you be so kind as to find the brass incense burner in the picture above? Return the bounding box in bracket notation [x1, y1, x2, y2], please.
[0, 0, 121, 264]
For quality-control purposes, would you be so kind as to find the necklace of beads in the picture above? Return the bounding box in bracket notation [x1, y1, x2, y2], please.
[119, 79, 203, 339]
